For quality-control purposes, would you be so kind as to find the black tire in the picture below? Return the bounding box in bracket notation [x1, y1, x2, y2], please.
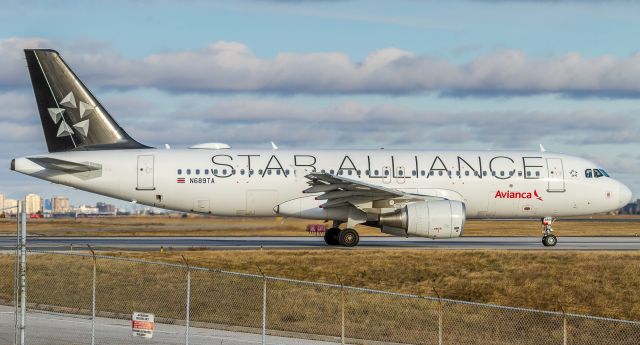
[542, 234, 557, 247]
[324, 227, 341, 245]
[338, 228, 360, 247]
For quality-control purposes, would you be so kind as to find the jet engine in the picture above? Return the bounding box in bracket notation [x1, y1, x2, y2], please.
[379, 200, 466, 238]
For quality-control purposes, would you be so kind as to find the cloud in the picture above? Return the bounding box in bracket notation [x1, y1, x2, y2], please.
[5, 37, 640, 98]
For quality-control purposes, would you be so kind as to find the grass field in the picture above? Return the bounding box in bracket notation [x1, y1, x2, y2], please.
[97, 249, 640, 322]
[0, 214, 639, 237]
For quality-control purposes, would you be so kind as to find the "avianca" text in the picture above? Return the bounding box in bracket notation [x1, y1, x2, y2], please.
[494, 190, 543, 201]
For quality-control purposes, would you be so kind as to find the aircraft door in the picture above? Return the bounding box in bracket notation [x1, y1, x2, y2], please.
[546, 158, 565, 192]
[136, 155, 155, 190]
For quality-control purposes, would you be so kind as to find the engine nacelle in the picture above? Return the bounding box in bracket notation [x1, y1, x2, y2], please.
[379, 200, 466, 238]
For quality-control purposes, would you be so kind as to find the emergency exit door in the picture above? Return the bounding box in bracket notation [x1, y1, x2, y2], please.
[546, 158, 565, 192]
[137, 155, 155, 190]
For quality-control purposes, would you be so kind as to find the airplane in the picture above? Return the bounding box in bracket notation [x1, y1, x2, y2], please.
[11, 49, 633, 247]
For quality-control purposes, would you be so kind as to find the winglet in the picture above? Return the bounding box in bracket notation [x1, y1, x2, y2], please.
[539, 144, 546, 152]
[271, 141, 278, 150]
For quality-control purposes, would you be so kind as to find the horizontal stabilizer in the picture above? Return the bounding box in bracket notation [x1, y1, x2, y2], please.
[27, 157, 101, 173]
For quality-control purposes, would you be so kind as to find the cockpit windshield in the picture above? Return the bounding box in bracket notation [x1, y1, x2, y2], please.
[585, 168, 610, 178]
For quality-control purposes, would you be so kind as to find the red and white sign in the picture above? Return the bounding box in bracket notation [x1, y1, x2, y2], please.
[132, 312, 154, 339]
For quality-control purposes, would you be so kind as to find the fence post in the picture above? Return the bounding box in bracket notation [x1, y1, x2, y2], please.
[13, 203, 20, 345]
[181, 255, 191, 345]
[19, 201, 26, 345]
[256, 265, 266, 345]
[558, 300, 567, 345]
[432, 287, 443, 345]
[88, 245, 96, 345]
[335, 275, 345, 345]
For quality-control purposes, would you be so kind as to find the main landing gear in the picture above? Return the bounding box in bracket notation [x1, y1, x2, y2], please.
[324, 227, 360, 247]
[541, 217, 557, 247]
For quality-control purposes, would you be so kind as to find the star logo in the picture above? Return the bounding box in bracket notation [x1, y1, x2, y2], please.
[47, 91, 95, 138]
[569, 169, 578, 178]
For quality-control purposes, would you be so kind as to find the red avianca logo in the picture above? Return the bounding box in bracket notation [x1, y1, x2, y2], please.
[494, 189, 543, 201]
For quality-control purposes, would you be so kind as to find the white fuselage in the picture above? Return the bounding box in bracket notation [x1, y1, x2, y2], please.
[13, 148, 631, 219]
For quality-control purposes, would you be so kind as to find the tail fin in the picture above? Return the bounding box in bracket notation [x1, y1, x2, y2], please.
[24, 49, 148, 152]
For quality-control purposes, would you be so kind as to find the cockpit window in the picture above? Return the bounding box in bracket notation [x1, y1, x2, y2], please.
[599, 169, 610, 177]
[593, 169, 604, 178]
[585, 169, 593, 178]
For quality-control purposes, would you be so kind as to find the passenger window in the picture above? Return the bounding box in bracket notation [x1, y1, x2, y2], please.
[348, 170, 353, 175]
[267, 170, 272, 175]
[249, 169, 254, 176]
[321, 169, 326, 173]
[594, 169, 603, 178]
[276, 170, 280, 175]
[438, 171, 443, 176]
[285, 169, 290, 175]
[240, 169, 245, 175]
[195, 169, 200, 175]
[177, 169, 182, 175]
[492, 171, 496, 176]
[374, 170, 379, 176]
[204, 169, 209, 175]
[535, 171, 540, 177]
[222, 169, 227, 175]
[482, 171, 487, 177]
[430, 171, 435, 176]
[398, 170, 404, 176]
[365, 170, 369, 175]
[213, 169, 218, 175]
[518, 171, 522, 177]
[258, 169, 263, 175]
[412, 170, 417, 176]
[330, 169, 335, 174]
[585, 169, 593, 178]
[526, 171, 531, 177]
[384, 170, 389, 176]
[421, 170, 426, 176]
[186, 169, 191, 175]
[456, 171, 460, 177]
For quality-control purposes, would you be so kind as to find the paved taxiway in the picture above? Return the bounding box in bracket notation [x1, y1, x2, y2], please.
[1, 236, 639, 251]
[0, 306, 335, 345]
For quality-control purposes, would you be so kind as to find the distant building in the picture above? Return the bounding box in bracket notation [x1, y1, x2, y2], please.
[96, 202, 116, 213]
[0, 193, 4, 214]
[76, 205, 99, 214]
[3, 198, 18, 215]
[25, 194, 42, 215]
[52, 196, 70, 213]
[43, 199, 52, 212]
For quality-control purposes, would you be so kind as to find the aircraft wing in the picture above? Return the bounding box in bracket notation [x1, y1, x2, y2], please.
[304, 172, 441, 210]
[27, 157, 102, 173]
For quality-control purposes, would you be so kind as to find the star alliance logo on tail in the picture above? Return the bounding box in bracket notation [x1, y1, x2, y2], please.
[47, 91, 95, 138]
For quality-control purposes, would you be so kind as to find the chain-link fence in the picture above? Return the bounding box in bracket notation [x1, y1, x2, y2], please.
[1, 250, 640, 345]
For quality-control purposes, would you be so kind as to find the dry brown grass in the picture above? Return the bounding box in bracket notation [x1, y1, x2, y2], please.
[100, 249, 640, 322]
[0, 214, 639, 237]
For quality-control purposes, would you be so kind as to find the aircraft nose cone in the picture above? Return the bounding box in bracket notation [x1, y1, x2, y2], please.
[619, 183, 633, 206]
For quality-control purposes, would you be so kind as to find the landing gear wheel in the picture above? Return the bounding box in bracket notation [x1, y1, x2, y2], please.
[338, 228, 360, 247]
[542, 234, 557, 247]
[324, 227, 341, 246]
[541, 217, 558, 247]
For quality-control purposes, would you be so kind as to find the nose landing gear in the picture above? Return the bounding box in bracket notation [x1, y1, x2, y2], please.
[541, 217, 557, 247]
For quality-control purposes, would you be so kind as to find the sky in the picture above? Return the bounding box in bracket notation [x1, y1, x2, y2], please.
[1, 0, 640, 208]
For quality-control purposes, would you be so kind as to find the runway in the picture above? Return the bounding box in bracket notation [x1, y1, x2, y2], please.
[1, 235, 640, 251]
